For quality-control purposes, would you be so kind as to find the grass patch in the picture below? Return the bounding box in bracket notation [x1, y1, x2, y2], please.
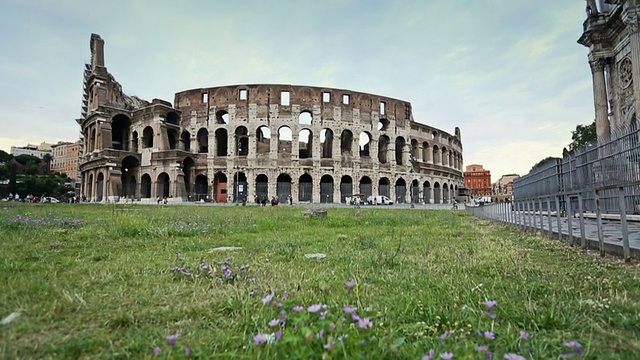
[1, 204, 639, 359]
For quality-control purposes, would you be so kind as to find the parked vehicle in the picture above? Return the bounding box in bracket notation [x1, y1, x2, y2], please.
[366, 195, 394, 205]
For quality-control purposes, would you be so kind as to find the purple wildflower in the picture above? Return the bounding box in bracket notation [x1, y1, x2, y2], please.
[422, 349, 436, 360]
[308, 303, 323, 313]
[439, 331, 452, 340]
[351, 313, 361, 321]
[319, 310, 328, 320]
[279, 317, 287, 326]
[324, 339, 335, 350]
[283, 292, 289, 300]
[484, 331, 495, 340]
[165, 334, 180, 347]
[358, 317, 373, 329]
[261, 292, 275, 305]
[293, 305, 304, 312]
[564, 341, 582, 350]
[184, 348, 191, 356]
[277, 302, 283, 308]
[520, 331, 529, 340]
[504, 354, 526, 360]
[487, 351, 493, 360]
[254, 333, 268, 345]
[485, 300, 498, 310]
[346, 278, 357, 287]
[343, 304, 357, 314]
[153, 348, 162, 356]
[440, 352, 454, 360]
[559, 354, 576, 359]
[268, 319, 280, 327]
[483, 311, 497, 319]
[275, 331, 282, 340]
[476, 345, 489, 352]
[316, 329, 325, 339]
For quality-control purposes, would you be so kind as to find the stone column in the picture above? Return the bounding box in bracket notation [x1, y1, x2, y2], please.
[429, 186, 434, 204]
[590, 58, 610, 143]
[628, 18, 640, 123]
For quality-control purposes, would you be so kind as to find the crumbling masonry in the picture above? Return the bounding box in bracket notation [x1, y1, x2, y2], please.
[78, 34, 464, 204]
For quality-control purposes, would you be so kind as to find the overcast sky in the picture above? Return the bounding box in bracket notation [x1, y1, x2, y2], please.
[0, 0, 593, 182]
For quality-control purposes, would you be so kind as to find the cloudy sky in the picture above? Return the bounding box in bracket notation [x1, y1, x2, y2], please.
[0, 0, 594, 182]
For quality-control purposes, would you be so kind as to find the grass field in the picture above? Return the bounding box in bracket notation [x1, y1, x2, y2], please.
[1, 203, 639, 359]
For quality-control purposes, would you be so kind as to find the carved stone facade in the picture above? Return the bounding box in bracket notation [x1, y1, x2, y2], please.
[78, 34, 464, 204]
[578, 0, 640, 142]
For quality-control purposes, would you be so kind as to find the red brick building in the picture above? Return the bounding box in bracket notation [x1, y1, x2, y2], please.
[464, 164, 491, 196]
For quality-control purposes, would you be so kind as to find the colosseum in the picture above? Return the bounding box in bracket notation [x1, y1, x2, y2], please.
[78, 34, 464, 204]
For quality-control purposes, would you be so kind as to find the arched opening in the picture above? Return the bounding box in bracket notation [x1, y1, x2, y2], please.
[395, 137, 406, 165]
[235, 126, 249, 156]
[299, 111, 312, 125]
[434, 182, 441, 204]
[157, 173, 170, 198]
[359, 176, 372, 198]
[90, 128, 96, 152]
[216, 110, 229, 124]
[255, 174, 269, 203]
[411, 179, 420, 204]
[195, 174, 208, 201]
[378, 118, 389, 131]
[395, 178, 406, 203]
[215, 128, 228, 156]
[131, 131, 139, 153]
[379, 177, 390, 198]
[431, 131, 438, 140]
[441, 147, 448, 166]
[121, 156, 139, 199]
[298, 173, 312, 202]
[87, 173, 94, 200]
[197, 128, 208, 153]
[233, 171, 247, 202]
[96, 172, 104, 202]
[341, 130, 353, 156]
[214, 172, 228, 203]
[433, 145, 440, 165]
[411, 139, 419, 160]
[320, 128, 333, 158]
[340, 175, 353, 203]
[443, 183, 449, 203]
[423, 181, 431, 204]
[422, 141, 429, 162]
[278, 126, 292, 155]
[166, 111, 180, 126]
[167, 129, 178, 150]
[180, 131, 190, 152]
[359, 132, 371, 157]
[111, 114, 131, 150]
[298, 129, 312, 159]
[320, 175, 334, 203]
[143, 126, 154, 148]
[277, 173, 293, 200]
[378, 135, 390, 163]
[141, 174, 151, 198]
[256, 126, 271, 155]
[183, 157, 195, 199]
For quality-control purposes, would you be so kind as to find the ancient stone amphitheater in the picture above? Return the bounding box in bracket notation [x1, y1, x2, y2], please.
[79, 34, 464, 204]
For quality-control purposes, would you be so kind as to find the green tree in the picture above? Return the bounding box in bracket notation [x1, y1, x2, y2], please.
[7, 161, 17, 195]
[26, 160, 39, 175]
[14, 154, 41, 166]
[0, 150, 11, 162]
[568, 120, 597, 153]
[42, 153, 52, 173]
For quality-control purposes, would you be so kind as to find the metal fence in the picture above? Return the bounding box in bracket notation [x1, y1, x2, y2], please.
[467, 123, 640, 261]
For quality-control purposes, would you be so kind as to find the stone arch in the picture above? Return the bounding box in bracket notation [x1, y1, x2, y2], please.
[90, 128, 96, 152]
[433, 145, 440, 164]
[411, 179, 420, 204]
[378, 135, 390, 163]
[96, 172, 104, 202]
[378, 118, 389, 131]
[143, 126, 154, 148]
[256, 126, 271, 155]
[433, 182, 441, 203]
[359, 132, 372, 157]
[216, 110, 229, 124]
[235, 126, 249, 156]
[411, 139, 419, 159]
[180, 130, 190, 151]
[422, 141, 429, 162]
[320, 128, 333, 158]
[340, 175, 353, 203]
[87, 173, 94, 199]
[157, 172, 170, 198]
[255, 174, 269, 202]
[299, 111, 313, 126]
[423, 180, 431, 204]
[278, 126, 292, 155]
[233, 171, 248, 202]
[359, 176, 372, 198]
[131, 131, 139, 153]
[395, 178, 406, 203]
[298, 173, 312, 202]
[166, 111, 180, 126]
[278, 173, 293, 200]
[213, 172, 228, 203]
[121, 156, 139, 198]
[182, 157, 195, 198]
[320, 175, 334, 203]
[141, 174, 151, 198]
[379, 177, 390, 198]
[299, 129, 313, 159]
[395, 136, 406, 165]
[443, 183, 449, 203]
[195, 174, 208, 201]
[111, 114, 131, 150]
[197, 128, 208, 153]
[441, 147, 448, 166]
[167, 128, 178, 150]
[341, 129, 353, 156]
[215, 128, 228, 156]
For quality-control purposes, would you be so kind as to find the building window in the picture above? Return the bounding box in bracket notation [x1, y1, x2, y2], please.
[322, 92, 331, 103]
[281, 91, 290, 106]
[380, 101, 386, 115]
[239, 89, 247, 100]
[202, 93, 208, 103]
[342, 94, 350, 105]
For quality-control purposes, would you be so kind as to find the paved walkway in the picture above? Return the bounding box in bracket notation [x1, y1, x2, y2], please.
[471, 208, 640, 259]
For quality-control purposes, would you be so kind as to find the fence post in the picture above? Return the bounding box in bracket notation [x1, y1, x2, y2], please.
[567, 195, 574, 246]
[546, 197, 553, 238]
[578, 193, 586, 248]
[595, 189, 605, 257]
[619, 186, 630, 262]
[555, 195, 562, 241]
[538, 198, 544, 233]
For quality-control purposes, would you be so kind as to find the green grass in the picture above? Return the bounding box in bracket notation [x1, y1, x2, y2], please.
[1, 203, 639, 359]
